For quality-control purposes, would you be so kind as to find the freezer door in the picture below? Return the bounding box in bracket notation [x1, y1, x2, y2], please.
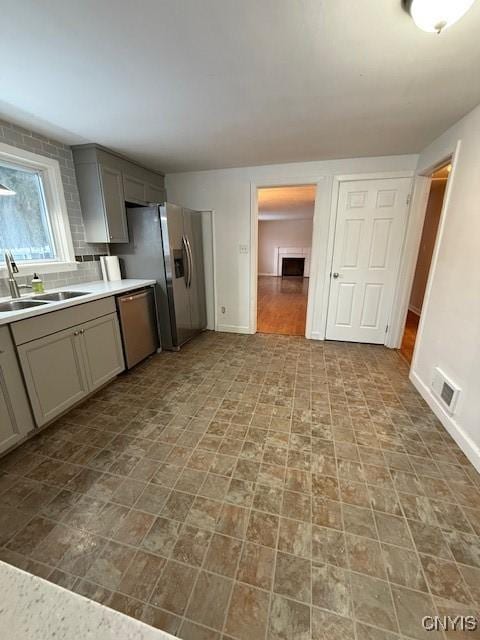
[183, 208, 207, 333]
[162, 203, 195, 346]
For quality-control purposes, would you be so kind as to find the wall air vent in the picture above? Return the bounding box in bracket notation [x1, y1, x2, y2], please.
[431, 367, 460, 415]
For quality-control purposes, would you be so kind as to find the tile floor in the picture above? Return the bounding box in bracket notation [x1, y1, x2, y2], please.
[1, 331, 479, 640]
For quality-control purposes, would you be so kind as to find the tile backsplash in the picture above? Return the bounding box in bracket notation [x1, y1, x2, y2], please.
[0, 118, 107, 296]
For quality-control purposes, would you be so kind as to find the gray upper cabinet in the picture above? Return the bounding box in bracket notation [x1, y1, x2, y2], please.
[0, 326, 35, 454]
[72, 144, 165, 243]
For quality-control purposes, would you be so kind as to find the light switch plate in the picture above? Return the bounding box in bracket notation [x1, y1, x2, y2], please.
[239, 244, 249, 254]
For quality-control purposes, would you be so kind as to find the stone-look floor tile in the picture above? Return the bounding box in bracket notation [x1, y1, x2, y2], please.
[430, 499, 472, 533]
[112, 509, 155, 546]
[312, 497, 343, 530]
[367, 486, 402, 516]
[355, 622, 401, 640]
[268, 594, 310, 640]
[216, 504, 249, 539]
[312, 526, 347, 567]
[199, 474, 230, 501]
[340, 479, 370, 507]
[420, 555, 473, 604]
[72, 578, 112, 604]
[350, 572, 398, 633]
[274, 551, 311, 603]
[204, 533, 243, 578]
[109, 592, 146, 619]
[458, 564, 480, 604]
[149, 560, 198, 615]
[253, 485, 283, 515]
[312, 475, 339, 500]
[433, 597, 480, 640]
[346, 534, 386, 579]
[180, 620, 220, 640]
[381, 543, 427, 591]
[142, 605, 182, 635]
[375, 512, 413, 548]
[311, 607, 354, 640]
[312, 562, 351, 616]
[134, 484, 170, 515]
[186, 570, 233, 630]
[281, 491, 311, 522]
[6, 516, 57, 556]
[408, 520, 453, 560]
[277, 518, 311, 558]
[343, 504, 377, 538]
[225, 582, 270, 640]
[237, 542, 275, 590]
[399, 494, 437, 525]
[186, 496, 223, 530]
[161, 490, 195, 522]
[285, 469, 311, 494]
[443, 529, 480, 568]
[464, 506, 480, 536]
[141, 516, 181, 555]
[85, 540, 136, 590]
[224, 479, 254, 507]
[117, 550, 166, 601]
[111, 478, 146, 507]
[171, 525, 212, 567]
[391, 585, 436, 639]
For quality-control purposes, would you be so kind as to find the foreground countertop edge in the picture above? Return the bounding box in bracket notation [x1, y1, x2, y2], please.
[0, 279, 157, 326]
[0, 561, 176, 640]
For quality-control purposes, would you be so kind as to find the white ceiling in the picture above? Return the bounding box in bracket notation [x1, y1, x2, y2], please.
[1, 1, 480, 173]
[258, 185, 316, 220]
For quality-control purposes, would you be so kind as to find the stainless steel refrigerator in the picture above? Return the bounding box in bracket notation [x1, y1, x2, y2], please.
[111, 203, 207, 350]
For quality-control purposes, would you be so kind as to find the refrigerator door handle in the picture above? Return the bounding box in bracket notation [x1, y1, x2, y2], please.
[185, 235, 194, 288]
[182, 235, 191, 287]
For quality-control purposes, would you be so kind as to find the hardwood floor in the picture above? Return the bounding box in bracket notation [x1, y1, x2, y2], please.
[399, 309, 420, 364]
[257, 276, 308, 336]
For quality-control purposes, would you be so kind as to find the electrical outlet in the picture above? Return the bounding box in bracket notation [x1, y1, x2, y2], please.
[220, 306, 226, 314]
[239, 244, 249, 254]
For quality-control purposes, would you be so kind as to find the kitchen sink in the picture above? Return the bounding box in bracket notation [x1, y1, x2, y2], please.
[34, 291, 90, 301]
[0, 299, 49, 312]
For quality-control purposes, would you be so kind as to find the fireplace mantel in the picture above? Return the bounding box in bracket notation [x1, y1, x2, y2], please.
[275, 247, 311, 277]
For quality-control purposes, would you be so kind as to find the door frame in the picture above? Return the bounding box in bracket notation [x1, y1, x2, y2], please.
[387, 141, 461, 351]
[322, 171, 415, 344]
[250, 176, 325, 337]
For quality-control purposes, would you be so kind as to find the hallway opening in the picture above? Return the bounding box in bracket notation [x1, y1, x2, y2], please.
[400, 162, 450, 363]
[256, 185, 315, 335]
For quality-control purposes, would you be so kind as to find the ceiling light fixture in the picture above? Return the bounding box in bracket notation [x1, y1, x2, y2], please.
[403, 0, 476, 33]
[0, 182, 16, 196]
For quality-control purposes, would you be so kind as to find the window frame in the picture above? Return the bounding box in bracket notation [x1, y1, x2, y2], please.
[0, 142, 76, 276]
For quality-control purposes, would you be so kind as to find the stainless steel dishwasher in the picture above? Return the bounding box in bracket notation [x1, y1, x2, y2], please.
[116, 288, 159, 369]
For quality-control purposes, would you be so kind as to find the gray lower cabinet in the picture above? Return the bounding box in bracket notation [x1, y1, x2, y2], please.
[0, 327, 35, 454]
[17, 313, 124, 427]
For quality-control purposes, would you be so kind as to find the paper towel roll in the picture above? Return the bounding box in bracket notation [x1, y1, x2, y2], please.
[100, 256, 109, 282]
[104, 256, 122, 281]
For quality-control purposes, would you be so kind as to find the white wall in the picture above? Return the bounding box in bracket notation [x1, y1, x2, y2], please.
[166, 154, 417, 334]
[258, 218, 313, 275]
[410, 103, 480, 472]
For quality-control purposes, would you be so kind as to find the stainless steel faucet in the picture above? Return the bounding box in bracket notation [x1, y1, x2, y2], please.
[4, 251, 32, 298]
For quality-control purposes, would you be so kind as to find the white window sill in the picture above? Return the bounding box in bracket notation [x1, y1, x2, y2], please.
[0, 261, 79, 277]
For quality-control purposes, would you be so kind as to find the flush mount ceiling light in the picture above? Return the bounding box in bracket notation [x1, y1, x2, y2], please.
[403, 0, 476, 33]
[0, 182, 16, 196]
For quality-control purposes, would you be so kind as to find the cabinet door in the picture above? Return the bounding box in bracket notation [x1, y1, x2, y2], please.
[80, 313, 125, 391]
[100, 165, 128, 242]
[123, 173, 146, 204]
[17, 328, 89, 427]
[0, 327, 35, 453]
[145, 182, 166, 204]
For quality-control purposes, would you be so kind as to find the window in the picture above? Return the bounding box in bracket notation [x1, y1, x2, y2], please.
[0, 142, 75, 274]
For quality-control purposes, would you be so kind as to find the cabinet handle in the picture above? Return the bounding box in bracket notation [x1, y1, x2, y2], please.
[73, 331, 80, 336]
[80, 329, 85, 335]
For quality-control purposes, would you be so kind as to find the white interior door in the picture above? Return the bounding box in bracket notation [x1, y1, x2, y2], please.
[326, 177, 411, 344]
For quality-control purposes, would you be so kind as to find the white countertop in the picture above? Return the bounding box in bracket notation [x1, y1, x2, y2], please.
[0, 279, 156, 326]
[0, 561, 175, 640]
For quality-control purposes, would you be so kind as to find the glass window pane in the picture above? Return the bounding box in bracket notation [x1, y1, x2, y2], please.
[0, 162, 56, 263]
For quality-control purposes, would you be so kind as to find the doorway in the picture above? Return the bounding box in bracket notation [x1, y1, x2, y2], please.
[399, 163, 450, 363]
[256, 185, 315, 335]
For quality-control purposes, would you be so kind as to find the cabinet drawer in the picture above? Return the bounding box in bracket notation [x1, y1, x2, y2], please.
[11, 297, 116, 345]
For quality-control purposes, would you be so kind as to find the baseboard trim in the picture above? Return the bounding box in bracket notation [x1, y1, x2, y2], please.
[216, 324, 251, 335]
[408, 305, 421, 316]
[309, 331, 324, 341]
[410, 369, 480, 473]
[258, 272, 277, 277]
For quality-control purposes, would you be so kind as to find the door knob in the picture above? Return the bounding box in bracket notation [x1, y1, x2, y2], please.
[332, 272, 340, 279]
